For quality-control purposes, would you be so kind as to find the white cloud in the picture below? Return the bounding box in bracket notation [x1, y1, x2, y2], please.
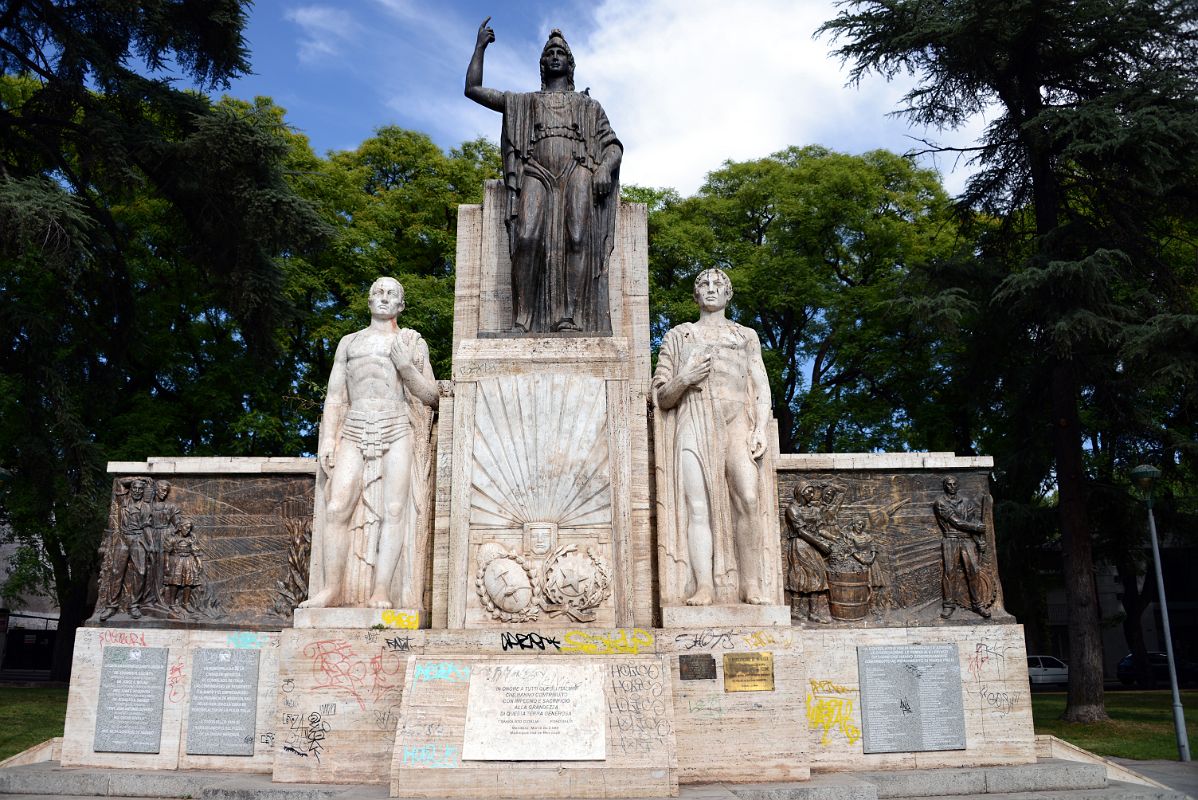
[570, 0, 987, 195]
[361, 0, 992, 197]
[285, 5, 362, 63]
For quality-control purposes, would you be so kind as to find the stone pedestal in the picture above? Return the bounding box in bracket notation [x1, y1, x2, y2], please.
[292, 607, 421, 630]
[61, 626, 279, 773]
[662, 604, 791, 628]
[390, 655, 678, 798]
[431, 182, 654, 630]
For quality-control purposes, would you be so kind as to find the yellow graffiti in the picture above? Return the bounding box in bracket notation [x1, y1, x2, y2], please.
[809, 679, 853, 694]
[560, 628, 655, 655]
[807, 694, 861, 746]
[741, 630, 787, 650]
[381, 610, 419, 629]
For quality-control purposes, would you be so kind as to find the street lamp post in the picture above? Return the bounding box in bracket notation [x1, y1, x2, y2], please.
[1130, 463, 1191, 762]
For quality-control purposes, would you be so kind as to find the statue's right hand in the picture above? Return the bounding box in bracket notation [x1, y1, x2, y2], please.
[476, 16, 495, 49]
[320, 451, 335, 476]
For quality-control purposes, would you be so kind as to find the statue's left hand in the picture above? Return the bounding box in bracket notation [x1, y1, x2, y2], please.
[593, 169, 613, 201]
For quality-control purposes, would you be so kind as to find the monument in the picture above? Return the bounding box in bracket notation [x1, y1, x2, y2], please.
[50, 18, 1044, 800]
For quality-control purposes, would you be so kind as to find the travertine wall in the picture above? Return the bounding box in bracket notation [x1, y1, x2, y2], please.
[267, 622, 1031, 786]
[62, 626, 280, 772]
[802, 623, 1035, 771]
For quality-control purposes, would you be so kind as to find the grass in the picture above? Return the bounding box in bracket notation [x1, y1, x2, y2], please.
[0, 687, 69, 762]
[1032, 690, 1198, 761]
[0, 686, 1194, 764]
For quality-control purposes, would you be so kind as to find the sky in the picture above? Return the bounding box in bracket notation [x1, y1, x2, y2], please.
[221, 0, 991, 196]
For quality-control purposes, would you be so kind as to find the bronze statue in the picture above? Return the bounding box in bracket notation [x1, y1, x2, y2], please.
[164, 518, 203, 612]
[98, 477, 154, 620]
[465, 18, 622, 333]
[149, 480, 181, 607]
[934, 475, 994, 618]
[784, 483, 830, 622]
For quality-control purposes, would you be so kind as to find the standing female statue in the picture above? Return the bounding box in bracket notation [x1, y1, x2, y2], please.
[465, 18, 622, 333]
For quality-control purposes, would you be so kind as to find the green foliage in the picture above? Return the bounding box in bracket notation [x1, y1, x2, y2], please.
[647, 146, 967, 452]
[0, 2, 331, 678]
[821, 0, 1198, 718]
[291, 127, 500, 384]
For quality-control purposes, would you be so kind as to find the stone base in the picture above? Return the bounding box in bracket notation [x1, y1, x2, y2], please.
[390, 655, 678, 798]
[61, 627, 279, 773]
[1, 758, 1161, 800]
[291, 607, 420, 630]
[662, 604, 791, 628]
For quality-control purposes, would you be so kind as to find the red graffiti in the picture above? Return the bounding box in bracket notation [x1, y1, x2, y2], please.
[304, 639, 367, 710]
[167, 659, 186, 703]
[368, 651, 406, 704]
[98, 630, 147, 647]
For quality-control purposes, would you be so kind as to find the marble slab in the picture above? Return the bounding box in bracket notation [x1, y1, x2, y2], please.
[390, 654, 676, 798]
[292, 607, 420, 630]
[858, 643, 966, 753]
[662, 605, 790, 629]
[185, 648, 260, 756]
[62, 627, 188, 770]
[94, 646, 169, 753]
[462, 662, 606, 760]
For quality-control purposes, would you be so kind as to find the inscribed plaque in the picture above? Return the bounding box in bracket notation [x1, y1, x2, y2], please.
[185, 648, 260, 756]
[857, 643, 965, 753]
[94, 646, 169, 753]
[461, 663, 605, 760]
[678, 654, 717, 681]
[722, 652, 774, 692]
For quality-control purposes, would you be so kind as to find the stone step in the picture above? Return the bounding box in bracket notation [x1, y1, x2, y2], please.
[898, 782, 1189, 800]
[726, 759, 1113, 800]
[860, 759, 1110, 797]
[1, 760, 1182, 800]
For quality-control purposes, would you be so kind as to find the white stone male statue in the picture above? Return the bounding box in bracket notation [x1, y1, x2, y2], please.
[652, 269, 777, 606]
[301, 277, 439, 609]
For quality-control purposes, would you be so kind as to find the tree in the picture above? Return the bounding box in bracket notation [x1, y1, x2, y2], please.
[282, 127, 499, 401]
[821, 0, 1198, 721]
[0, 2, 330, 679]
[646, 146, 965, 452]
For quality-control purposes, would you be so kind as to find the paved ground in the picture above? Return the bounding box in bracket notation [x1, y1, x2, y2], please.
[1113, 758, 1198, 800]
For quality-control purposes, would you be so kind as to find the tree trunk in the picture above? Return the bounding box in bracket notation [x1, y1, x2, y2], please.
[1115, 555, 1156, 688]
[50, 578, 92, 683]
[1052, 359, 1109, 721]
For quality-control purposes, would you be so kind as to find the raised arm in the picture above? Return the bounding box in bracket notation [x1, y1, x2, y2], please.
[465, 17, 505, 113]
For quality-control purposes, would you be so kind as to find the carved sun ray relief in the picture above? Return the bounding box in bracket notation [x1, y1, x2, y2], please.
[469, 374, 614, 623]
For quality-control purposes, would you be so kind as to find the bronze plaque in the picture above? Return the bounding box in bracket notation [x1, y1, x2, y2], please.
[722, 652, 774, 692]
[678, 653, 717, 681]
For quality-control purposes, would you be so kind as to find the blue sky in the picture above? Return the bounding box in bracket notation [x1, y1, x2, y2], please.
[221, 1, 988, 195]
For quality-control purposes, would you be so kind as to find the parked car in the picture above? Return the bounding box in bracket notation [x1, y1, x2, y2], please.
[1026, 655, 1069, 687]
[1116, 652, 1198, 687]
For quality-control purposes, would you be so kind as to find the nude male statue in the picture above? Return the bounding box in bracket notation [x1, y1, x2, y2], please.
[653, 269, 773, 605]
[300, 277, 439, 609]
